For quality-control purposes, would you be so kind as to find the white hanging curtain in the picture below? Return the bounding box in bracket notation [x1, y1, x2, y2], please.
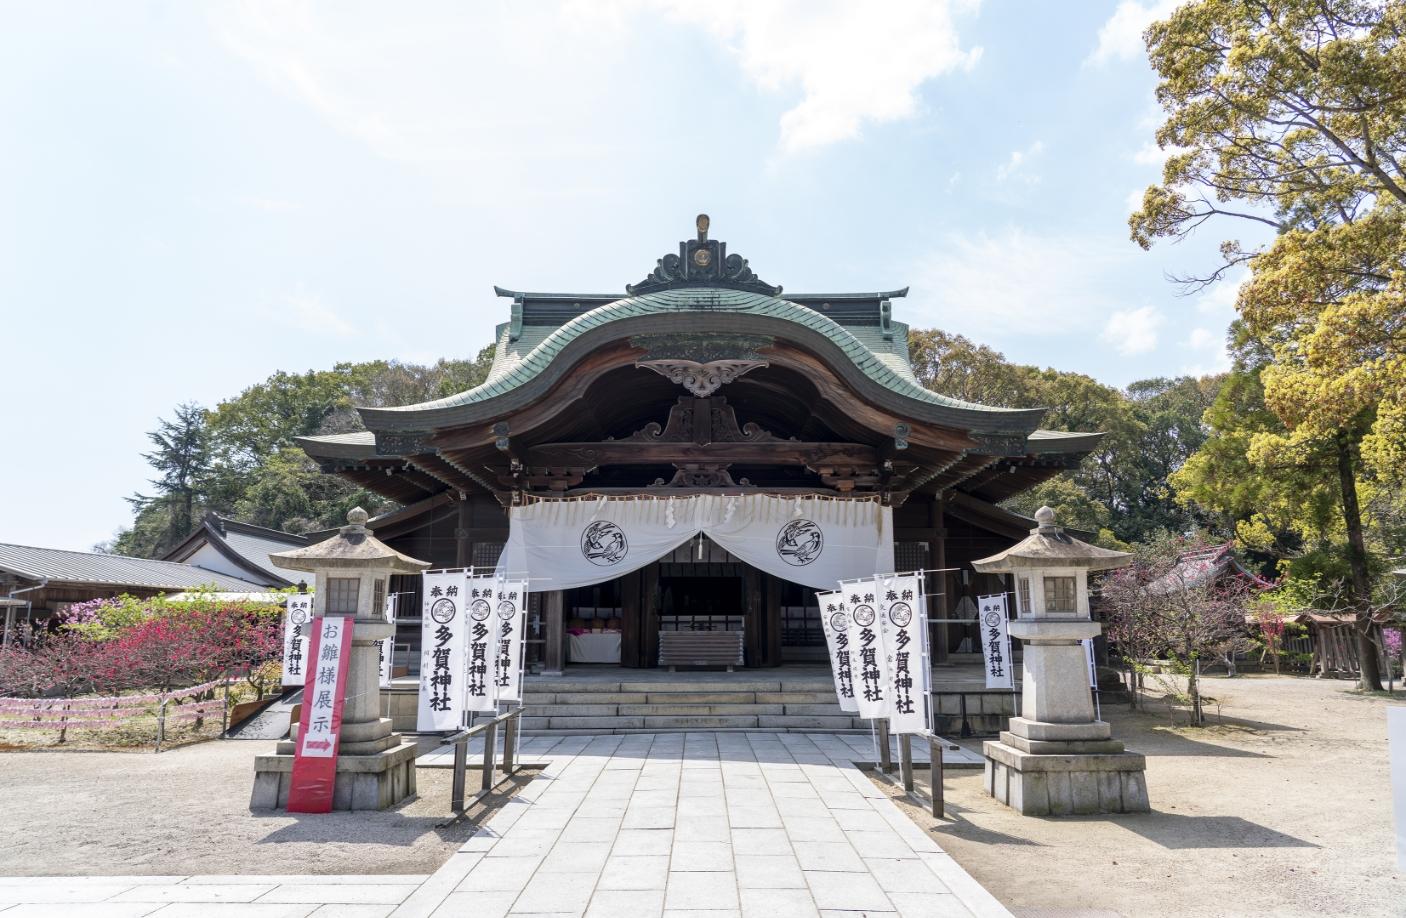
[498, 494, 893, 591]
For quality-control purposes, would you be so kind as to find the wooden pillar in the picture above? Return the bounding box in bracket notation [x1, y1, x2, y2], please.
[543, 590, 564, 675]
[621, 570, 641, 668]
[642, 563, 661, 668]
[763, 575, 782, 668]
[454, 496, 471, 568]
[931, 495, 950, 664]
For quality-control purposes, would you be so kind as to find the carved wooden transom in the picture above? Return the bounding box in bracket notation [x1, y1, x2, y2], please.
[635, 359, 768, 398]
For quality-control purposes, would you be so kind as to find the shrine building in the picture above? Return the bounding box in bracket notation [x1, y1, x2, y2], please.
[298, 216, 1101, 675]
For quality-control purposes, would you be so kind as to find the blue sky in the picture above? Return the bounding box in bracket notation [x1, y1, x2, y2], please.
[0, 0, 1249, 551]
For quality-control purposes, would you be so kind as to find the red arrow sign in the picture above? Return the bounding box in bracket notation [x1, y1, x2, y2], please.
[287, 617, 354, 813]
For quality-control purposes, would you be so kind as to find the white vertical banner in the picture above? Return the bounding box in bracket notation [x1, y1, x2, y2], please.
[847, 578, 892, 720]
[816, 590, 858, 713]
[418, 570, 468, 731]
[979, 594, 1015, 690]
[1082, 638, 1098, 689]
[379, 593, 397, 689]
[1390, 707, 1406, 871]
[464, 573, 500, 713]
[492, 575, 529, 704]
[877, 573, 928, 734]
[281, 593, 314, 688]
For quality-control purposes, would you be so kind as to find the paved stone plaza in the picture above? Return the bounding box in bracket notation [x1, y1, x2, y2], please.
[0, 731, 1007, 917]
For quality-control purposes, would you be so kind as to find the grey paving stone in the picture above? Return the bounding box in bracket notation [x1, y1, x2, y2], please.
[0, 905, 171, 918]
[886, 891, 976, 918]
[612, 829, 675, 856]
[538, 842, 612, 875]
[673, 815, 729, 842]
[146, 907, 316, 918]
[730, 828, 792, 856]
[456, 856, 542, 892]
[111, 886, 276, 904]
[670, 841, 733, 872]
[429, 891, 516, 918]
[792, 841, 866, 873]
[511, 879, 594, 915]
[863, 858, 952, 894]
[804, 871, 893, 912]
[583, 889, 664, 918]
[307, 906, 398, 918]
[664, 872, 739, 911]
[259, 886, 411, 905]
[738, 887, 819, 918]
[734, 854, 805, 890]
[779, 816, 846, 843]
[1, 887, 149, 905]
[597, 855, 669, 891]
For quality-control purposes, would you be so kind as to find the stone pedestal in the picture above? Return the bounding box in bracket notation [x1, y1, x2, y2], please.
[980, 619, 1150, 815]
[250, 616, 419, 812]
[251, 741, 418, 811]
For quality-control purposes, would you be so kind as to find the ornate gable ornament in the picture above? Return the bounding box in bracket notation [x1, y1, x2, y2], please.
[626, 214, 781, 296]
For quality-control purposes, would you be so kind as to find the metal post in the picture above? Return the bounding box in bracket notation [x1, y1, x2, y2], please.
[451, 736, 468, 812]
[898, 734, 913, 792]
[481, 721, 498, 793]
[877, 719, 892, 773]
[928, 734, 944, 818]
[503, 710, 518, 775]
[155, 699, 167, 754]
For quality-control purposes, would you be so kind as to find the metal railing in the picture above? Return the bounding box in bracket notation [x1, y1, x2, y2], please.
[442, 708, 523, 813]
[874, 720, 952, 818]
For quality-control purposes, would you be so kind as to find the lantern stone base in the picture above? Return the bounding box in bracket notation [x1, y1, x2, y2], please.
[249, 741, 418, 812]
[983, 736, 1149, 816]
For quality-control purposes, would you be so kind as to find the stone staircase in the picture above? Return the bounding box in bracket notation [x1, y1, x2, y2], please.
[520, 677, 866, 734]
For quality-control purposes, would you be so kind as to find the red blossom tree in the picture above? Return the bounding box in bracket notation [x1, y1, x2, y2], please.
[1101, 539, 1255, 725]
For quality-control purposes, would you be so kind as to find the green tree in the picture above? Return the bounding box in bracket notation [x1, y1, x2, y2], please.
[110, 347, 497, 555]
[909, 328, 1218, 545]
[121, 403, 212, 557]
[1131, 0, 1406, 689]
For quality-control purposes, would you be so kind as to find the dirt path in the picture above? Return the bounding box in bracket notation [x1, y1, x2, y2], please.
[884, 675, 1403, 918]
[0, 740, 529, 876]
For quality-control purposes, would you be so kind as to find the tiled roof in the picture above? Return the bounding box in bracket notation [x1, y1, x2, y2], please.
[364, 289, 1042, 427]
[0, 543, 268, 591]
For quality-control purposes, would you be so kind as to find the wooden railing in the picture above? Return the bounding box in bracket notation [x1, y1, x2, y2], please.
[441, 708, 523, 813]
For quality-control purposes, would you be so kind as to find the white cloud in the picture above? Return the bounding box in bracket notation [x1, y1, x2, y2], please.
[1186, 327, 1218, 350]
[663, 0, 982, 153]
[214, 1, 981, 163]
[1125, 186, 1147, 213]
[1101, 305, 1165, 355]
[995, 140, 1045, 183]
[273, 290, 355, 337]
[1086, 0, 1179, 66]
[911, 228, 1131, 336]
[1192, 273, 1246, 315]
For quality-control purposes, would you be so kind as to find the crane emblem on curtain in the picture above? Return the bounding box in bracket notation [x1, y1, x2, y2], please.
[581, 521, 629, 566]
[776, 519, 823, 566]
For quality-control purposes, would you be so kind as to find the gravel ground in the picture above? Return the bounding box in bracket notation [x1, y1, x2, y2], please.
[882, 675, 1403, 918]
[0, 740, 533, 876]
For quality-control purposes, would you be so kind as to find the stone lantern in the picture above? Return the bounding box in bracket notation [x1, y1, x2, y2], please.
[971, 506, 1149, 815]
[250, 507, 430, 811]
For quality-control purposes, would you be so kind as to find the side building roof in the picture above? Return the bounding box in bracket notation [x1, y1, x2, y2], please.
[0, 543, 269, 592]
[163, 513, 310, 587]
